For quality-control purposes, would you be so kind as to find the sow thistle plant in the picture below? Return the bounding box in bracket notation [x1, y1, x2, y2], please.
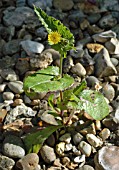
[23, 7, 109, 153]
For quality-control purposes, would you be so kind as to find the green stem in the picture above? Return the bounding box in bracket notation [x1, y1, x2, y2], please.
[59, 55, 63, 78]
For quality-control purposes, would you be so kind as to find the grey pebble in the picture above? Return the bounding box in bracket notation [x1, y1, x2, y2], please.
[73, 132, 84, 145]
[78, 141, 92, 157]
[8, 81, 24, 94]
[71, 63, 86, 77]
[2, 135, 25, 158]
[2, 92, 14, 100]
[78, 165, 94, 170]
[40, 145, 56, 163]
[1, 68, 19, 81]
[0, 84, 7, 93]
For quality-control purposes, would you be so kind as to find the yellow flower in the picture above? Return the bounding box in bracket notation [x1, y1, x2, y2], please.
[48, 31, 61, 45]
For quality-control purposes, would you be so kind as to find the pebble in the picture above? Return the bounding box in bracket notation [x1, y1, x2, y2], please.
[102, 83, 115, 101]
[74, 154, 85, 164]
[98, 14, 117, 29]
[27, 0, 53, 9]
[94, 146, 119, 170]
[0, 155, 15, 170]
[2, 92, 14, 100]
[20, 40, 44, 56]
[94, 48, 117, 77]
[105, 38, 119, 55]
[53, 0, 74, 11]
[16, 153, 39, 170]
[8, 81, 24, 94]
[0, 84, 7, 93]
[86, 43, 104, 53]
[110, 57, 119, 67]
[78, 141, 92, 157]
[1, 68, 19, 81]
[73, 132, 84, 145]
[3, 39, 21, 55]
[59, 133, 72, 143]
[2, 135, 25, 158]
[99, 128, 110, 141]
[71, 63, 86, 77]
[40, 145, 56, 163]
[56, 142, 65, 156]
[86, 134, 103, 148]
[64, 143, 73, 151]
[78, 165, 94, 170]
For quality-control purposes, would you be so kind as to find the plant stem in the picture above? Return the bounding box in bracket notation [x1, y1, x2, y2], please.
[59, 55, 63, 78]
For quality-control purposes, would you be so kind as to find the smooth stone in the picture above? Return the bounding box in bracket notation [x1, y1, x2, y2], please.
[0, 155, 15, 170]
[86, 134, 103, 147]
[35, 27, 47, 40]
[0, 76, 4, 84]
[71, 63, 86, 77]
[0, 84, 7, 93]
[74, 154, 85, 164]
[0, 55, 17, 69]
[72, 146, 81, 156]
[2, 92, 14, 100]
[94, 146, 119, 170]
[73, 132, 84, 145]
[8, 81, 24, 94]
[98, 14, 117, 29]
[30, 51, 53, 69]
[2, 135, 25, 158]
[59, 133, 71, 144]
[53, 0, 74, 11]
[40, 145, 56, 163]
[20, 40, 44, 56]
[78, 165, 94, 170]
[110, 58, 119, 66]
[70, 47, 84, 59]
[78, 141, 92, 157]
[92, 30, 116, 43]
[86, 76, 99, 88]
[40, 111, 58, 125]
[94, 48, 117, 77]
[44, 48, 60, 60]
[102, 83, 115, 101]
[105, 38, 119, 54]
[16, 153, 39, 170]
[15, 59, 30, 75]
[46, 134, 56, 147]
[99, 128, 110, 141]
[1, 68, 19, 81]
[16, 0, 26, 7]
[3, 7, 34, 27]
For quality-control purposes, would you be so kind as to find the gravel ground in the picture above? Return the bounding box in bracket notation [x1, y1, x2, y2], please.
[0, 0, 119, 170]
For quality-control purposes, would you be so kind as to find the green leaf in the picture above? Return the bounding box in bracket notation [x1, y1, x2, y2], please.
[23, 125, 63, 153]
[77, 90, 109, 120]
[34, 6, 75, 52]
[73, 81, 87, 96]
[23, 66, 74, 98]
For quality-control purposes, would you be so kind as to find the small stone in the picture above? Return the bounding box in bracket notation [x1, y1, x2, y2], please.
[74, 154, 85, 164]
[92, 30, 116, 43]
[72, 146, 81, 156]
[40, 145, 56, 164]
[2, 135, 25, 158]
[56, 142, 65, 156]
[110, 58, 119, 67]
[94, 146, 119, 170]
[59, 133, 71, 143]
[40, 111, 58, 125]
[71, 63, 86, 77]
[8, 81, 24, 94]
[12, 99, 23, 106]
[61, 156, 70, 166]
[73, 132, 84, 145]
[20, 40, 44, 56]
[78, 141, 92, 157]
[46, 134, 55, 147]
[99, 128, 110, 141]
[16, 153, 39, 170]
[64, 143, 73, 151]
[0, 155, 15, 170]
[86, 43, 104, 53]
[94, 48, 117, 77]
[1, 68, 19, 81]
[3, 92, 14, 100]
[86, 134, 103, 147]
[105, 38, 119, 55]
[102, 83, 115, 101]
[53, 0, 74, 11]
[0, 84, 7, 93]
[98, 14, 117, 29]
[79, 165, 94, 170]
[27, 0, 53, 10]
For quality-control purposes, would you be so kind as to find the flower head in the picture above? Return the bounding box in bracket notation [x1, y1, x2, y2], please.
[48, 31, 61, 45]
